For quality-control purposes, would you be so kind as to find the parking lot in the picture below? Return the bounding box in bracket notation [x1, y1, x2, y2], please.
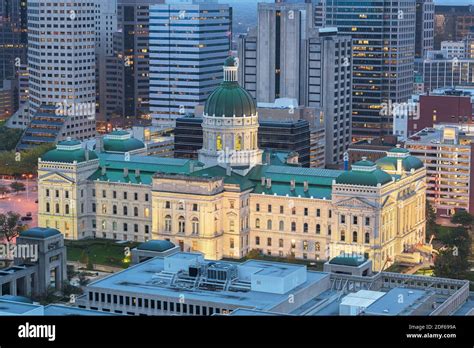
[0, 179, 38, 228]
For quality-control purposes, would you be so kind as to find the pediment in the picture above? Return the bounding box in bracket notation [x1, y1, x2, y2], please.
[382, 195, 397, 208]
[335, 197, 376, 209]
[38, 171, 75, 184]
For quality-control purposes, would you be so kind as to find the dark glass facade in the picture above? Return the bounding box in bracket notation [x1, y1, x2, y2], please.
[174, 116, 311, 167]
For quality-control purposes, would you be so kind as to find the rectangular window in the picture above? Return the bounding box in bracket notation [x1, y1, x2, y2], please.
[124, 192, 128, 200]
[365, 217, 370, 226]
[353, 216, 358, 225]
[341, 215, 345, 224]
[113, 191, 117, 199]
[134, 193, 138, 200]
[316, 209, 321, 217]
[280, 206, 284, 214]
[256, 203, 260, 212]
[145, 194, 149, 202]
[304, 208, 308, 216]
[268, 204, 272, 213]
[102, 190, 106, 198]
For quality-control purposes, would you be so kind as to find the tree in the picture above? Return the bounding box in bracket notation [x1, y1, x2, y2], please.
[9, 181, 25, 194]
[0, 126, 23, 151]
[451, 210, 474, 229]
[434, 226, 471, 279]
[0, 212, 26, 242]
[426, 199, 437, 240]
[78, 272, 90, 287]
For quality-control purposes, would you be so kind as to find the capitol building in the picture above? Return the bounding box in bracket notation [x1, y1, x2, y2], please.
[36, 57, 427, 271]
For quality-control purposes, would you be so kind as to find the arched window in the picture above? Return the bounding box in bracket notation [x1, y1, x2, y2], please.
[55, 203, 60, 214]
[365, 232, 370, 244]
[192, 217, 199, 235]
[353, 231, 358, 243]
[123, 206, 128, 216]
[46, 202, 50, 213]
[235, 134, 242, 150]
[279, 220, 284, 231]
[316, 224, 321, 234]
[303, 223, 308, 233]
[178, 216, 185, 233]
[165, 215, 172, 232]
[65, 204, 70, 215]
[134, 207, 139, 217]
[291, 222, 296, 232]
[113, 205, 117, 215]
[341, 230, 345, 242]
[267, 219, 272, 230]
[255, 218, 260, 229]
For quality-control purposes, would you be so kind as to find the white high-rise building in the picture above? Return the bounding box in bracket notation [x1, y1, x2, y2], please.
[149, 0, 231, 128]
[27, 0, 96, 140]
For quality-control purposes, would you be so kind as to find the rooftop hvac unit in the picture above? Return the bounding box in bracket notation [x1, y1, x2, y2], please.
[206, 263, 237, 281]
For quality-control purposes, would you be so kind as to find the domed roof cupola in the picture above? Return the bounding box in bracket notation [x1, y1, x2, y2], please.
[336, 157, 393, 187]
[204, 56, 257, 118]
[376, 144, 424, 173]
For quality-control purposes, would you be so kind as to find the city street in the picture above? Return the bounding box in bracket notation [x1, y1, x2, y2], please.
[0, 179, 38, 228]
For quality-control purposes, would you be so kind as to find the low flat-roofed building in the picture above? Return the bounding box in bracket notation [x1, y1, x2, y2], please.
[364, 288, 427, 316]
[72, 253, 472, 316]
[76, 253, 330, 315]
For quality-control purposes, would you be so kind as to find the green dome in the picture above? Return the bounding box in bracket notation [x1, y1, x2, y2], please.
[137, 240, 175, 253]
[224, 56, 238, 67]
[21, 227, 61, 239]
[42, 139, 98, 164]
[376, 156, 424, 172]
[204, 83, 257, 117]
[376, 147, 424, 172]
[336, 159, 393, 187]
[204, 57, 256, 117]
[103, 131, 145, 153]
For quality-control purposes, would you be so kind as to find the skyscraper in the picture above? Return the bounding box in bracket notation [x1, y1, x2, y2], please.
[324, 0, 416, 140]
[116, 0, 165, 120]
[238, 2, 352, 166]
[415, 0, 434, 59]
[0, 0, 27, 115]
[27, 0, 96, 140]
[148, 0, 232, 127]
[95, 0, 119, 125]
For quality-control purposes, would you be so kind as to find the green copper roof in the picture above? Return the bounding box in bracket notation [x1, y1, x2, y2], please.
[336, 168, 393, 187]
[137, 240, 175, 252]
[191, 166, 255, 191]
[21, 227, 61, 239]
[353, 159, 376, 167]
[58, 139, 81, 146]
[103, 137, 145, 153]
[329, 255, 367, 267]
[204, 82, 256, 117]
[376, 156, 424, 172]
[224, 56, 238, 67]
[388, 147, 410, 154]
[42, 148, 98, 163]
[88, 154, 193, 185]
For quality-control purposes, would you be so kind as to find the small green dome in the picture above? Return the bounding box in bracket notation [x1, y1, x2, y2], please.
[224, 56, 238, 67]
[204, 57, 257, 118]
[376, 147, 424, 172]
[21, 227, 61, 239]
[336, 158, 392, 187]
[137, 240, 175, 253]
[42, 139, 98, 164]
[103, 130, 145, 153]
[376, 156, 424, 172]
